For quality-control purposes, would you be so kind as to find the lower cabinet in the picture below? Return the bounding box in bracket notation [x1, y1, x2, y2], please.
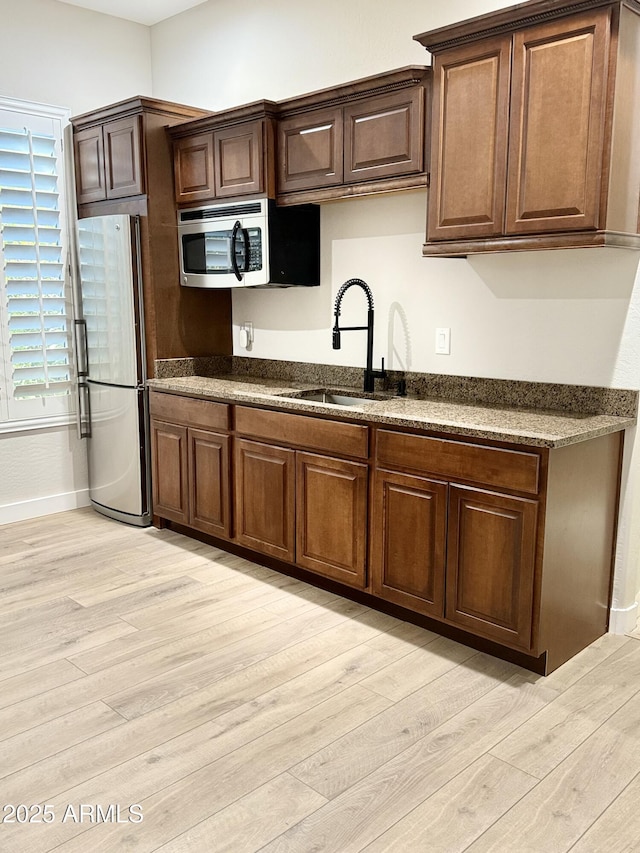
[188, 428, 231, 539]
[234, 438, 295, 562]
[296, 451, 368, 588]
[371, 469, 447, 618]
[151, 420, 189, 525]
[149, 392, 232, 539]
[445, 485, 538, 651]
[233, 406, 370, 589]
[151, 395, 370, 589]
[233, 438, 368, 588]
[149, 392, 622, 674]
[371, 470, 537, 649]
[371, 428, 541, 651]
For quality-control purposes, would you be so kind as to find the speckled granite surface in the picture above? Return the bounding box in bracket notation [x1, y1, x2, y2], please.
[154, 355, 232, 379]
[149, 364, 637, 448]
[155, 357, 638, 418]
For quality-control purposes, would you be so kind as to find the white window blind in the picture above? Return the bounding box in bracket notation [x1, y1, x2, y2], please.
[0, 99, 73, 425]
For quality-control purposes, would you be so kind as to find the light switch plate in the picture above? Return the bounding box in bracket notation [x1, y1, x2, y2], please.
[435, 327, 451, 355]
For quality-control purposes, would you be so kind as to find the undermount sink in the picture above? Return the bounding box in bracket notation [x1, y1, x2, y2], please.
[298, 391, 368, 406]
[276, 388, 382, 407]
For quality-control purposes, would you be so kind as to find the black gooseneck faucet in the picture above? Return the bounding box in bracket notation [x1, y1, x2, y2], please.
[332, 278, 386, 393]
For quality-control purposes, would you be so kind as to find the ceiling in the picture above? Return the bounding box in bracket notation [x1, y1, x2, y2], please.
[56, 0, 209, 26]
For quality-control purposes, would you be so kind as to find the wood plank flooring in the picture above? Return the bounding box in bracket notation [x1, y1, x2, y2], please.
[1, 507, 640, 852]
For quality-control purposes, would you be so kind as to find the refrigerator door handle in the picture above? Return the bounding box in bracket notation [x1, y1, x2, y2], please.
[78, 380, 91, 439]
[74, 318, 89, 378]
[132, 215, 148, 383]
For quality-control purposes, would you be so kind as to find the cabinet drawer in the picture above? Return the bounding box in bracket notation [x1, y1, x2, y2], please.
[149, 392, 230, 431]
[235, 406, 368, 459]
[376, 429, 540, 494]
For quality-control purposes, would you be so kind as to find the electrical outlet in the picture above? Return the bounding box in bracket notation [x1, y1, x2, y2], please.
[239, 322, 254, 349]
[435, 327, 451, 355]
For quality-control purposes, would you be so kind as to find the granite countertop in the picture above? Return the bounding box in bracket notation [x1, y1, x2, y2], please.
[147, 373, 636, 448]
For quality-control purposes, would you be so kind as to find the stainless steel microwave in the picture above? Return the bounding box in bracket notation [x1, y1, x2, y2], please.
[177, 198, 320, 288]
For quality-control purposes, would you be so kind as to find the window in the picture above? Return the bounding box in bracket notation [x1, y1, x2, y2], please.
[0, 97, 74, 428]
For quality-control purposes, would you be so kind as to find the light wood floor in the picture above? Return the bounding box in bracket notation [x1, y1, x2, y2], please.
[1, 508, 640, 852]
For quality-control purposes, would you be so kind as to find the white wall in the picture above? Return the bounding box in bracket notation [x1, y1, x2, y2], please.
[0, 0, 152, 115]
[232, 191, 640, 386]
[0, 0, 152, 523]
[151, 0, 509, 110]
[151, 0, 640, 628]
[0, 425, 91, 524]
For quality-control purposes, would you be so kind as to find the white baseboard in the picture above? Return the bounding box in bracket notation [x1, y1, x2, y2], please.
[609, 600, 639, 635]
[0, 489, 91, 526]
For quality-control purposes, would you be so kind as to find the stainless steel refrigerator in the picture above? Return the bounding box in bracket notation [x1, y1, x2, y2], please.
[75, 214, 151, 527]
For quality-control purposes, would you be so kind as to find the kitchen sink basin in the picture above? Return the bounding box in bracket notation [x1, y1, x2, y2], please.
[276, 388, 383, 407]
[298, 391, 368, 406]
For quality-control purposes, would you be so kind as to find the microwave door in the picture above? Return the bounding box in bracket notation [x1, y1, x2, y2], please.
[204, 222, 247, 281]
[182, 230, 231, 274]
[181, 224, 248, 288]
[205, 232, 234, 273]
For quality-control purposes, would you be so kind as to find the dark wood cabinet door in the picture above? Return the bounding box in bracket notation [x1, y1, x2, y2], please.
[344, 88, 424, 183]
[235, 439, 295, 562]
[74, 125, 106, 204]
[371, 469, 447, 617]
[214, 120, 263, 198]
[427, 35, 511, 242]
[277, 108, 343, 193]
[104, 115, 144, 199]
[173, 132, 215, 204]
[296, 452, 368, 589]
[446, 485, 538, 651]
[188, 428, 231, 539]
[505, 10, 609, 235]
[151, 420, 189, 525]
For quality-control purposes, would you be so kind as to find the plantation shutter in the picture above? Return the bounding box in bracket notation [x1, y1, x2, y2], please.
[0, 101, 73, 423]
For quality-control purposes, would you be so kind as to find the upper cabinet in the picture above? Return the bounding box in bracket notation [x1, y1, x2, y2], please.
[278, 107, 344, 194]
[103, 116, 144, 199]
[168, 103, 277, 205]
[70, 97, 233, 374]
[415, 0, 640, 255]
[167, 68, 430, 207]
[171, 131, 214, 204]
[73, 98, 205, 206]
[276, 67, 430, 205]
[74, 115, 144, 204]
